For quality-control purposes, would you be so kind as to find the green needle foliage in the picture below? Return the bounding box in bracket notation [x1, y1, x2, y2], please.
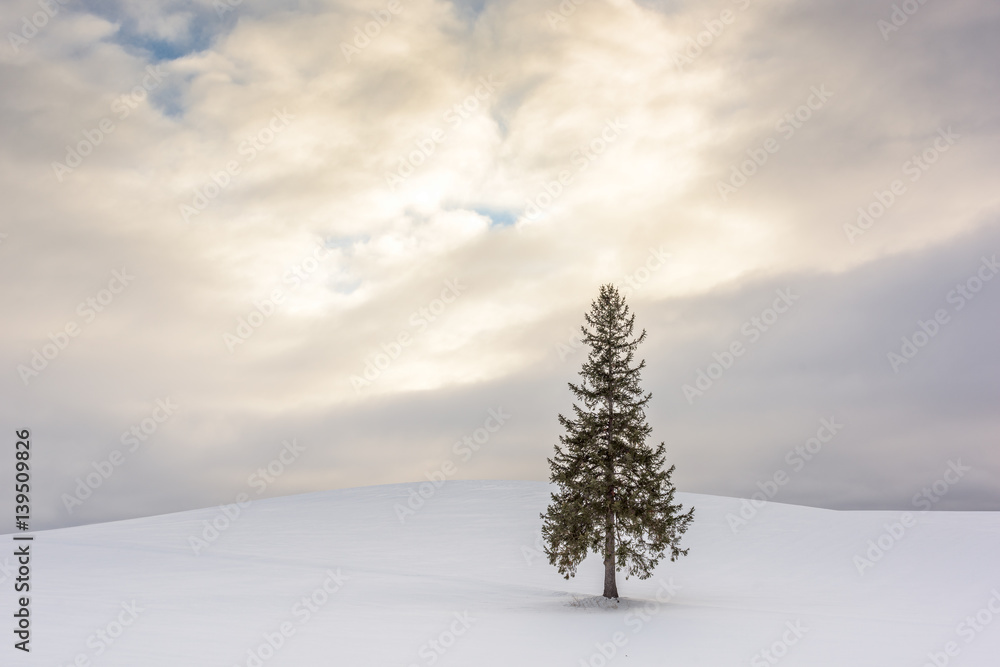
[541, 284, 694, 598]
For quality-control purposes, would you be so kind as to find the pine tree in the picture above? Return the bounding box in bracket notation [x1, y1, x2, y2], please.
[541, 284, 694, 599]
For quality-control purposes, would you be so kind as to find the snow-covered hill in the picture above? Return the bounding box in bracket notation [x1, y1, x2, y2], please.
[10, 481, 1000, 666]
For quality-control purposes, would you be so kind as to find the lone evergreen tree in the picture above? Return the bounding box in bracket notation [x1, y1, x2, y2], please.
[541, 284, 694, 599]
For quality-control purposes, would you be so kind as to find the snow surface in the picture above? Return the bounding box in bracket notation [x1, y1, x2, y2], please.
[8, 480, 1000, 666]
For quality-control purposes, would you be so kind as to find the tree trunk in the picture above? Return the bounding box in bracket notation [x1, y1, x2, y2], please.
[603, 508, 618, 598]
[604, 337, 618, 600]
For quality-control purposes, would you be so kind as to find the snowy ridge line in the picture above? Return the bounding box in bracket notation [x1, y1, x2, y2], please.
[8, 482, 1000, 540]
[8, 482, 999, 539]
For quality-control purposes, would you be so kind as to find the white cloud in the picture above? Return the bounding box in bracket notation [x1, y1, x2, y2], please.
[2, 0, 998, 528]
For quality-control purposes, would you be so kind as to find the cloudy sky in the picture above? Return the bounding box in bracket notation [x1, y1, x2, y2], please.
[1, 0, 998, 530]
